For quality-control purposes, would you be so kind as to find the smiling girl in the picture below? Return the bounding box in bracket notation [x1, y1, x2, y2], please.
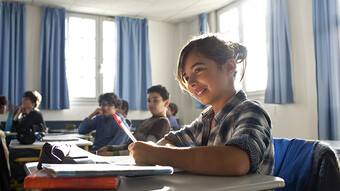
[128, 35, 274, 176]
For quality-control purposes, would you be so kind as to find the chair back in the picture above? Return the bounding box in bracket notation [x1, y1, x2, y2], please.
[274, 138, 340, 191]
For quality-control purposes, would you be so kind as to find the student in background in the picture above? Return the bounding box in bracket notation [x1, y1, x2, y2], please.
[11, 91, 46, 133]
[97, 85, 171, 156]
[128, 35, 274, 176]
[166, 102, 179, 131]
[5, 103, 14, 131]
[0, 95, 7, 115]
[10, 91, 46, 183]
[117, 99, 132, 128]
[78, 92, 129, 150]
[0, 95, 7, 130]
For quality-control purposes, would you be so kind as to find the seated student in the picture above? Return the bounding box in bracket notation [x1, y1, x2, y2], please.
[0, 95, 7, 130]
[78, 92, 129, 150]
[97, 85, 171, 156]
[116, 99, 132, 128]
[0, 95, 7, 115]
[166, 102, 179, 131]
[128, 35, 274, 176]
[11, 91, 46, 132]
[10, 91, 46, 183]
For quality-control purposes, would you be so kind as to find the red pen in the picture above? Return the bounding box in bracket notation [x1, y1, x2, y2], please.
[112, 113, 137, 142]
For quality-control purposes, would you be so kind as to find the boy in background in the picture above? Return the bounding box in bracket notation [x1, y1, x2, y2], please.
[78, 93, 129, 150]
[116, 99, 132, 128]
[97, 85, 170, 156]
[167, 102, 179, 131]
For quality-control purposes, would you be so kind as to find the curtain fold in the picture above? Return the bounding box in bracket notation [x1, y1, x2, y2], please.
[198, 13, 208, 34]
[114, 16, 151, 110]
[40, 7, 69, 110]
[196, 13, 209, 109]
[0, 2, 26, 106]
[313, 0, 340, 140]
[264, 0, 294, 104]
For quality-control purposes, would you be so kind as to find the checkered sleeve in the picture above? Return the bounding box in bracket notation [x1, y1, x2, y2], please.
[164, 119, 199, 147]
[225, 102, 273, 174]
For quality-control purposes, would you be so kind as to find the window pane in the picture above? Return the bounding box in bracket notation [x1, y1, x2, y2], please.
[242, 0, 267, 92]
[218, 0, 268, 93]
[65, 16, 96, 98]
[102, 20, 116, 93]
[219, 8, 239, 42]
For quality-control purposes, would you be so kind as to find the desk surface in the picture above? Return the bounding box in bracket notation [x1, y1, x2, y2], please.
[9, 138, 93, 149]
[118, 172, 284, 191]
[24, 161, 284, 191]
[23, 147, 285, 191]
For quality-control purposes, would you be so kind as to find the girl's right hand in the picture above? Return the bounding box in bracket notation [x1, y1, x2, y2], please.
[128, 141, 159, 165]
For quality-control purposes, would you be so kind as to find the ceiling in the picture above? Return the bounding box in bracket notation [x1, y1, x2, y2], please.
[8, 0, 233, 23]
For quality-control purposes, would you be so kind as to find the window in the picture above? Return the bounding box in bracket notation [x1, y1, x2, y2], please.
[65, 13, 116, 103]
[218, 0, 267, 95]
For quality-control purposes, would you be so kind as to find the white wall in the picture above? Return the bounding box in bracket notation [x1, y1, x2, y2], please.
[264, 0, 318, 139]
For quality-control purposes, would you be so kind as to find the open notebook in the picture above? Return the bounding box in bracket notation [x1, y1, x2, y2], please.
[39, 144, 174, 177]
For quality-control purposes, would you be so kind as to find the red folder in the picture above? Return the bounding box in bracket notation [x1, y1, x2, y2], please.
[24, 169, 120, 189]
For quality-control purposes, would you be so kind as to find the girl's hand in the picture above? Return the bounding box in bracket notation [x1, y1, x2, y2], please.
[128, 141, 158, 165]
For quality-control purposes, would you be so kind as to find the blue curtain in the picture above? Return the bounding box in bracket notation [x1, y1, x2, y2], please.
[198, 13, 208, 34]
[313, 0, 340, 140]
[264, 0, 294, 104]
[40, 7, 69, 110]
[196, 13, 209, 109]
[114, 16, 151, 110]
[0, 2, 26, 107]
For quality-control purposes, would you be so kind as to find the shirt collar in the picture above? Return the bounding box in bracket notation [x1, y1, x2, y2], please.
[201, 90, 247, 127]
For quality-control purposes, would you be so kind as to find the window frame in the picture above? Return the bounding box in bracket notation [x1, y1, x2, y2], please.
[65, 12, 116, 106]
[217, 0, 267, 101]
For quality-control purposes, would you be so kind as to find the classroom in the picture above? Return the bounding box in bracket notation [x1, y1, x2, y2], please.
[0, 0, 339, 190]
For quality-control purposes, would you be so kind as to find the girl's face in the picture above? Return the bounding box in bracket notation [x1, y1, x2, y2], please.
[100, 101, 116, 117]
[147, 92, 169, 117]
[182, 50, 236, 110]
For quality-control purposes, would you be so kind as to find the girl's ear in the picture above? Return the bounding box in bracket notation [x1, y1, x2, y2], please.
[223, 59, 237, 76]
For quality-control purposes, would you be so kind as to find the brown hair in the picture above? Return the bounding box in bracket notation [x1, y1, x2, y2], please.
[23, 91, 40, 108]
[176, 34, 247, 92]
[98, 92, 121, 108]
[168, 102, 178, 116]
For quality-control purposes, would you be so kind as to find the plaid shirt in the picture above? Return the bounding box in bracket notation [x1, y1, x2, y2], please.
[164, 90, 274, 175]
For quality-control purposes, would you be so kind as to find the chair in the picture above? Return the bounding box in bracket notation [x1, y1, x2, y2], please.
[273, 138, 340, 191]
